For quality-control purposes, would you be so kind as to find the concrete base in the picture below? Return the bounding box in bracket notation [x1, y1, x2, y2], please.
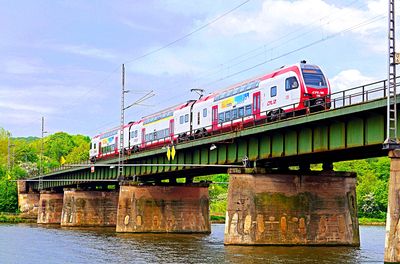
[224, 170, 359, 246]
[18, 193, 40, 219]
[61, 190, 118, 227]
[17, 181, 39, 219]
[116, 185, 210, 233]
[37, 192, 63, 224]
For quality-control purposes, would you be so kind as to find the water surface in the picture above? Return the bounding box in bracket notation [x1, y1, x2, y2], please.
[0, 224, 385, 263]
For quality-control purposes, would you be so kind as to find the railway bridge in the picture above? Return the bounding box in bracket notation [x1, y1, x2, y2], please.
[18, 79, 400, 249]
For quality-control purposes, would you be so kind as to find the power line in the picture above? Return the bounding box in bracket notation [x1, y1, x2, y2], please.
[123, 0, 251, 65]
[190, 15, 385, 92]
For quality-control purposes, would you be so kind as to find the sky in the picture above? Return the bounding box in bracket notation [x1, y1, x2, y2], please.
[0, 0, 396, 137]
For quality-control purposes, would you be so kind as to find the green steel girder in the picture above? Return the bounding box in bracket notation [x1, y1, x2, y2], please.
[28, 97, 392, 191]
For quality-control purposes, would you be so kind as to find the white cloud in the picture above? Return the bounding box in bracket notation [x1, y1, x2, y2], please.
[208, 0, 386, 44]
[126, 50, 204, 76]
[330, 69, 375, 92]
[52, 44, 118, 61]
[3, 58, 52, 75]
[0, 101, 54, 114]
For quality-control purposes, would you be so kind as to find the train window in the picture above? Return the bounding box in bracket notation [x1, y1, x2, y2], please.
[149, 133, 154, 141]
[219, 113, 224, 123]
[203, 108, 207, 117]
[232, 109, 238, 119]
[90, 143, 92, 149]
[225, 111, 231, 121]
[285, 77, 299, 91]
[185, 114, 189, 123]
[180, 116, 184, 124]
[94, 143, 96, 149]
[238, 107, 244, 117]
[271, 86, 277, 97]
[135, 130, 138, 137]
[164, 129, 169, 137]
[245, 105, 252, 116]
[197, 112, 200, 125]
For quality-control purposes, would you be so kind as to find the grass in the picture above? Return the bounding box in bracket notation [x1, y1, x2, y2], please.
[358, 217, 386, 225]
[0, 213, 26, 223]
[210, 214, 225, 223]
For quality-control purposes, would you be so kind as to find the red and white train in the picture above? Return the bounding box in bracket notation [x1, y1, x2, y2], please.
[89, 61, 331, 161]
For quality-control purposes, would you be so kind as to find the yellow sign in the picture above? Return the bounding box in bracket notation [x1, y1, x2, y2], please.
[60, 156, 66, 165]
[396, 53, 400, 64]
[221, 98, 234, 109]
[171, 145, 176, 160]
[166, 146, 171, 161]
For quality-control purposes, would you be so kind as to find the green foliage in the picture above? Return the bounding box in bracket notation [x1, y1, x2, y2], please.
[197, 174, 229, 216]
[335, 157, 389, 220]
[44, 132, 75, 161]
[0, 127, 91, 213]
[0, 166, 18, 213]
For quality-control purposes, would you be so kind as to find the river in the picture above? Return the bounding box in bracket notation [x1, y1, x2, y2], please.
[0, 224, 385, 263]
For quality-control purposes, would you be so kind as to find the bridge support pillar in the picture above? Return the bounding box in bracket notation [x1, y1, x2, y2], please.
[17, 180, 39, 220]
[224, 168, 359, 246]
[384, 150, 400, 262]
[116, 184, 210, 233]
[61, 189, 118, 227]
[37, 191, 63, 224]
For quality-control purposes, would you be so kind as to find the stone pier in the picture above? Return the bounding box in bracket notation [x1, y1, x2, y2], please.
[17, 180, 39, 219]
[61, 189, 118, 227]
[37, 192, 63, 224]
[224, 168, 359, 246]
[116, 184, 210, 233]
[384, 150, 400, 263]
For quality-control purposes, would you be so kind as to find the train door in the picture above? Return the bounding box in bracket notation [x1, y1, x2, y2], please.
[285, 76, 300, 107]
[115, 136, 119, 154]
[252, 91, 261, 119]
[169, 119, 174, 140]
[98, 142, 102, 158]
[141, 128, 146, 148]
[212, 105, 218, 131]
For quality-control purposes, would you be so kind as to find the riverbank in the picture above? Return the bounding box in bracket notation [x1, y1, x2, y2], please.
[0, 213, 36, 223]
[359, 217, 386, 226]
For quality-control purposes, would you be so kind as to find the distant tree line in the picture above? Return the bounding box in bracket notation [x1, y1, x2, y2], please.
[0, 127, 89, 212]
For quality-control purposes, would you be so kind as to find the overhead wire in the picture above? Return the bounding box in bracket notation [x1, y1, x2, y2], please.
[123, 0, 251, 65]
[82, 0, 383, 136]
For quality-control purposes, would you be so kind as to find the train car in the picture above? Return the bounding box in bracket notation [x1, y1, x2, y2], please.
[89, 61, 330, 161]
[124, 120, 143, 153]
[89, 127, 120, 161]
[140, 105, 178, 149]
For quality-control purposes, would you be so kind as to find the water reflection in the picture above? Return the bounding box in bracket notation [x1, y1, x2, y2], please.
[0, 224, 384, 264]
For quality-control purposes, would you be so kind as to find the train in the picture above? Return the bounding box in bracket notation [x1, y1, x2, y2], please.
[89, 61, 331, 161]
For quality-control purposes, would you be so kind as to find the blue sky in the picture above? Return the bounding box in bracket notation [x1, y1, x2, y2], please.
[0, 0, 395, 137]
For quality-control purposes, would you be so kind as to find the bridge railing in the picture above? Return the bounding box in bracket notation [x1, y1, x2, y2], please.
[40, 77, 399, 175]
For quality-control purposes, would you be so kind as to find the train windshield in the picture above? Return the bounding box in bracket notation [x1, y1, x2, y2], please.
[302, 69, 327, 89]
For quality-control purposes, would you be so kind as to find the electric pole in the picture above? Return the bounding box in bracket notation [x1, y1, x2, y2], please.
[118, 64, 126, 181]
[7, 132, 11, 171]
[384, 0, 399, 149]
[118, 64, 155, 181]
[39, 117, 47, 190]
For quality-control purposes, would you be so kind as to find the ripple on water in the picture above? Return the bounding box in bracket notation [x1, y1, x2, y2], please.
[0, 224, 385, 264]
